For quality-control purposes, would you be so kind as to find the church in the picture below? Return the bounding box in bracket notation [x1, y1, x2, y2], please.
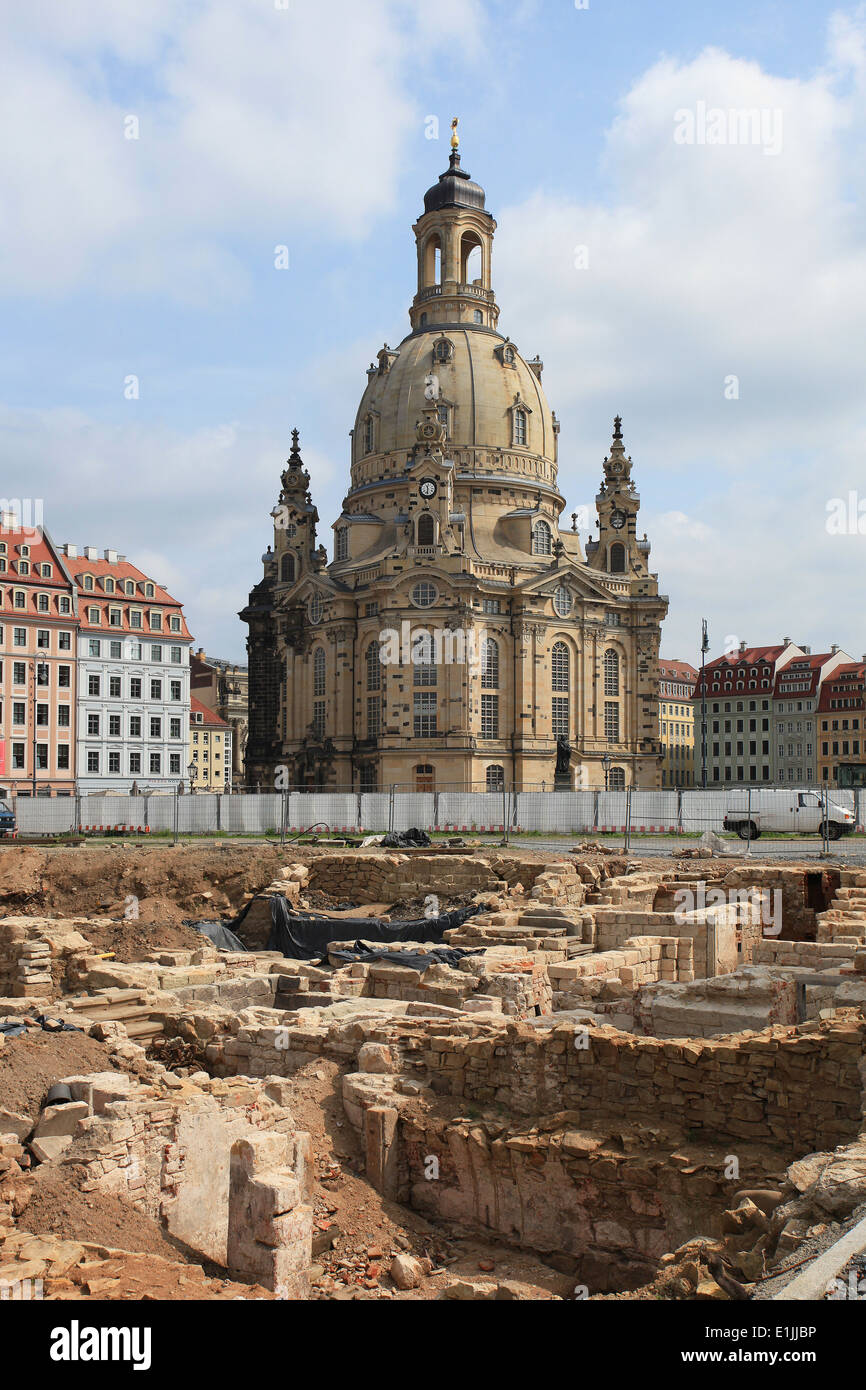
[242, 129, 669, 792]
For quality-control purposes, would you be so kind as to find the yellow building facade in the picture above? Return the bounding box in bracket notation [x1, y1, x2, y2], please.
[658, 660, 697, 788]
[243, 138, 669, 792]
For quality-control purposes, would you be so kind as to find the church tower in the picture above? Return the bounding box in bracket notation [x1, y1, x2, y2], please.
[243, 130, 668, 791]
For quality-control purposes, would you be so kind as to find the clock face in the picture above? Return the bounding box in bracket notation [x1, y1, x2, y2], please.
[419, 478, 437, 499]
[610, 509, 626, 531]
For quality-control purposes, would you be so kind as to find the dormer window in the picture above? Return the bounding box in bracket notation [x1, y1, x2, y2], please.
[105, 577, 115, 593]
[532, 520, 552, 556]
[145, 582, 154, 598]
[17, 560, 29, 576]
[335, 527, 349, 561]
[19, 545, 29, 558]
[40, 563, 52, 578]
[432, 337, 454, 365]
[83, 574, 94, 591]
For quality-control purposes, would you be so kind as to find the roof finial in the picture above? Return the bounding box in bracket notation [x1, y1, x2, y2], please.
[613, 415, 622, 441]
[450, 117, 460, 150]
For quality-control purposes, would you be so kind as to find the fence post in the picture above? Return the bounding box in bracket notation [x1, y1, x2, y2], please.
[746, 785, 752, 856]
[357, 790, 363, 834]
[676, 788, 683, 835]
[624, 786, 632, 853]
[501, 780, 509, 846]
[74, 791, 81, 837]
[173, 788, 179, 846]
[433, 788, 440, 833]
[280, 789, 288, 848]
[821, 786, 830, 855]
[388, 785, 395, 834]
[592, 789, 599, 832]
[216, 794, 222, 834]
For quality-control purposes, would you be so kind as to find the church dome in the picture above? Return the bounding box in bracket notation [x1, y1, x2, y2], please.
[351, 325, 557, 484]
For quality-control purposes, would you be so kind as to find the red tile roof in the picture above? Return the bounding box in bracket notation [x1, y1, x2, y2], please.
[818, 663, 866, 713]
[66, 549, 191, 639]
[190, 696, 230, 728]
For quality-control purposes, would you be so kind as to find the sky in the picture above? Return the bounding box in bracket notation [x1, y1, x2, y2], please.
[2, 0, 865, 666]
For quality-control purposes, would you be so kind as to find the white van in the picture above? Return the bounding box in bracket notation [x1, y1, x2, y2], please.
[724, 791, 855, 841]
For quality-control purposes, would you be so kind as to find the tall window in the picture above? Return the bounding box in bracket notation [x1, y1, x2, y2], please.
[605, 701, 620, 742]
[313, 647, 326, 697]
[366, 640, 381, 692]
[417, 514, 435, 546]
[335, 528, 348, 561]
[481, 637, 499, 690]
[481, 694, 499, 738]
[364, 417, 375, 454]
[280, 553, 295, 583]
[610, 543, 626, 573]
[552, 640, 570, 738]
[415, 764, 435, 791]
[532, 520, 552, 555]
[366, 696, 380, 738]
[513, 408, 527, 446]
[609, 767, 625, 789]
[413, 691, 437, 737]
[603, 648, 620, 696]
[413, 634, 437, 688]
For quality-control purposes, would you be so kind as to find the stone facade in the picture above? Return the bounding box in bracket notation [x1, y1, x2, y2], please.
[243, 141, 668, 793]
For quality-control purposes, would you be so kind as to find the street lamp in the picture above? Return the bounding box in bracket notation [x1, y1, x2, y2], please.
[187, 760, 197, 794]
[602, 752, 612, 792]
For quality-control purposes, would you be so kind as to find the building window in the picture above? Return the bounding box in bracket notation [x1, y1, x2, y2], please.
[552, 640, 570, 693]
[150, 753, 161, 774]
[59, 631, 71, 649]
[609, 767, 625, 789]
[88, 675, 100, 696]
[366, 640, 381, 692]
[532, 520, 552, 555]
[415, 763, 435, 791]
[603, 648, 620, 696]
[481, 637, 499, 690]
[150, 716, 162, 738]
[170, 679, 181, 701]
[109, 714, 121, 737]
[129, 752, 141, 774]
[87, 714, 100, 736]
[57, 745, 69, 769]
[57, 705, 70, 727]
[169, 753, 181, 775]
[108, 751, 121, 774]
[364, 417, 375, 455]
[604, 701, 620, 742]
[413, 691, 437, 737]
[109, 676, 121, 698]
[170, 717, 182, 739]
[553, 585, 571, 617]
[312, 700, 325, 737]
[481, 693, 499, 738]
[87, 751, 99, 773]
[366, 696, 380, 738]
[486, 764, 504, 792]
[150, 679, 162, 700]
[335, 528, 349, 561]
[609, 543, 626, 574]
[482, 599, 501, 615]
[411, 581, 437, 608]
[279, 552, 296, 584]
[417, 514, 435, 547]
[552, 697, 569, 738]
[359, 764, 377, 792]
[309, 594, 323, 625]
[130, 677, 142, 699]
[313, 647, 326, 697]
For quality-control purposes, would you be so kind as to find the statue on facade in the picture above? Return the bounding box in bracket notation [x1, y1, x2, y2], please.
[555, 737, 572, 775]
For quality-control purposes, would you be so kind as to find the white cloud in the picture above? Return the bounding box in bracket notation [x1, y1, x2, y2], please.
[493, 20, 866, 661]
[0, 0, 486, 296]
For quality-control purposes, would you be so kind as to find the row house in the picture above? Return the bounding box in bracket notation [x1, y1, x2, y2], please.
[658, 659, 697, 788]
[818, 662, 866, 786]
[692, 641, 804, 786]
[0, 523, 78, 796]
[772, 647, 851, 786]
[63, 545, 193, 792]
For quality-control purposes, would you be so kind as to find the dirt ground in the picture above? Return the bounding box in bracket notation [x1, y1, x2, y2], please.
[19, 1162, 196, 1262]
[0, 1029, 124, 1122]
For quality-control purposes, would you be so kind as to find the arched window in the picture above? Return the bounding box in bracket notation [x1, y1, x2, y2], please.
[551, 640, 570, 738]
[364, 417, 375, 455]
[423, 233, 442, 287]
[532, 520, 552, 555]
[366, 640, 381, 692]
[481, 637, 499, 689]
[280, 553, 295, 583]
[604, 648, 620, 696]
[609, 543, 626, 573]
[461, 231, 482, 284]
[513, 408, 527, 447]
[609, 767, 625, 790]
[335, 528, 348, 561]
[417, 514, 435, 547]
[486, 765, 504, 792]
[552, 641, 570, 693]
[415, 764, 435, 792]
[313, 647, 326, 697]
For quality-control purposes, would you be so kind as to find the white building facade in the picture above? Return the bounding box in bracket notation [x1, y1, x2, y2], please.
[63, 545, 192, 793]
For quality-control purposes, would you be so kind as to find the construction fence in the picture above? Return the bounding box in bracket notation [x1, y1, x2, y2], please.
[4, 785, 864, 843]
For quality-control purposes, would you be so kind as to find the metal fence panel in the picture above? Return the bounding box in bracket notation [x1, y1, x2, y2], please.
[14, 798, 77, 834]
[220, 794, 282, 834]
[437, 792, 504, 832]
[359, 794, 391, 833]
[515, 791, 598, 833]
[388, 793, 435, 833]
[286, 792, 359, 833]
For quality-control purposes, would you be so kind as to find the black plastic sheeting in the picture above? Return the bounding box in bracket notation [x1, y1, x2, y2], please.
[0, 1015, 83, 1037]
[186, 919, 247, 953]
[324, 942, 476, 971]
[379, 828, 432, 849]
[267, 896, 485, 960]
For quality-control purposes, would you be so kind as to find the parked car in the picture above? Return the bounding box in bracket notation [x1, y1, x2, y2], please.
[724, 791, 855, 841]
[0, 800, 16, 838]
